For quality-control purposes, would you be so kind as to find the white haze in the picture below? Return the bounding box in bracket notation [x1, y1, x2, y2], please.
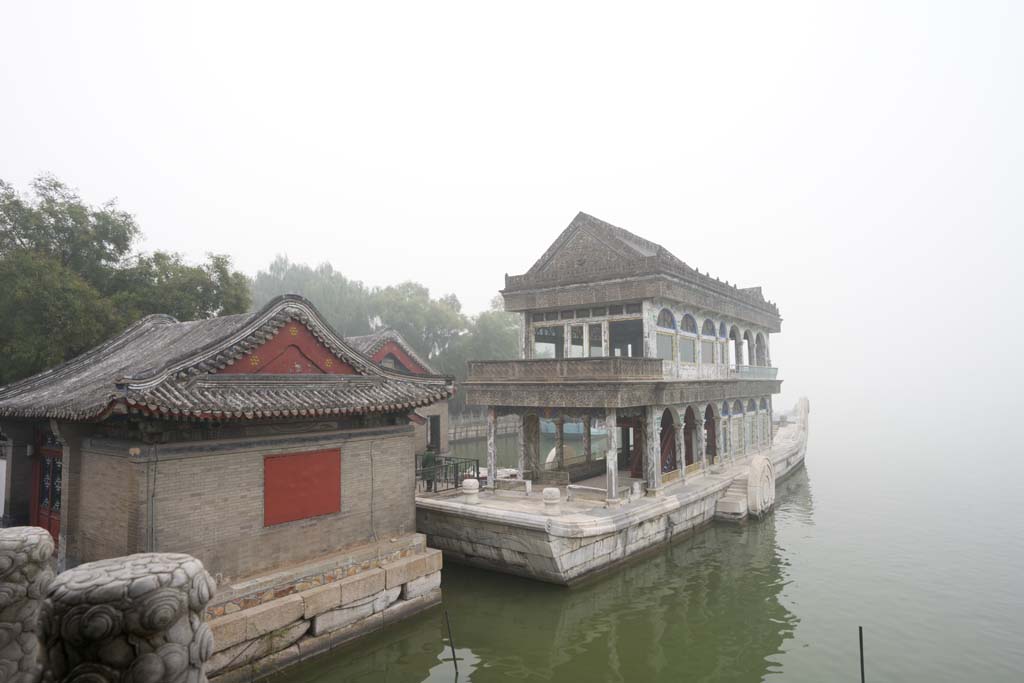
[1, 1, 1021, 436]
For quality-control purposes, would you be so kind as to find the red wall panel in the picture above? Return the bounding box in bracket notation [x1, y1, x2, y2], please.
[371, 341, 427, 374]
[223, 322, 356, 375]
[263, 449, 341, 526]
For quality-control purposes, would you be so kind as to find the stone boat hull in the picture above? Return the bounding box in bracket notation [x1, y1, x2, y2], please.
[416, 398, 809, 586]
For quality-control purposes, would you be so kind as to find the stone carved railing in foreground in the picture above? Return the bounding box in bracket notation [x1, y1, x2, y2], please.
[0, 527, 215, 683]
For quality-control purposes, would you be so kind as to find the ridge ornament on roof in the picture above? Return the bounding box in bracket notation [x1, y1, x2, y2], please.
[0, 294, 454, 422]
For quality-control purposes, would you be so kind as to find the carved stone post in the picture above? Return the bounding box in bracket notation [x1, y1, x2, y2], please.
[696, 405, 707, 471]
[486, 407, 497, 490]
[555, 418, 565, 470]
[516, 413, 526, 479]
[523, 414, 540, 481]
[582, 415, 592, 463]
[47, 553, 216, 683]
[0, 527, 54, 683]
[644, 406, 661, 494]
[675, 413, 685, 481]
[605, 410, 619, 505]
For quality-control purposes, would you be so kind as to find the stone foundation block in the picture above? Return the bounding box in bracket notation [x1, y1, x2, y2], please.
[245, 594, 305, 639]
[402, 571, 441, 600]
[311, 598, 375, 636]
[296, 629, 336, 660]
[208, 619, 309, 674]
[373, 586, 402, 612]
[210, 610, 248, 653]
[302, 582, 342, 618]
[252, 643, 302, 677]
[383, 587, 442, 626]
[331, 612, 383, 648]
[383, 549, 442, 589]
[210, 663, 254, 683]
[339, 567, 384, 605]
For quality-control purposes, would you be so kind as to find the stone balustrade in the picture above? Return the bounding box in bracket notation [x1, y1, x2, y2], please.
[467, 358, 664, 382]
[0, 527, 216, 683]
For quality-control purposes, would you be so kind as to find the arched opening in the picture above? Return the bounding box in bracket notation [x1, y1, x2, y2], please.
[704, 405, 717, 464]
[719, 322, 727, 338]
[660, 408, 677, 473]
[683, 406, 698, 467]
[700, 319, 716, 365]
[755, 333, 766, 367]
[656, 308, 675, 329]
[729, 325, 742, 366]
[743, 330, 755, 366]
[681, 314, 697, 334]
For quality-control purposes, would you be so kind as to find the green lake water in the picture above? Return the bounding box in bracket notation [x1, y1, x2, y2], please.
[274, 406, 1024, 682]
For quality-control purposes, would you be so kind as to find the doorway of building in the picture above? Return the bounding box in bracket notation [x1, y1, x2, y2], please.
[704, 405, 717, 464]
[30, 443, 61, 547]
[660, 409, 677, 473]
[683, 406, 698, 467]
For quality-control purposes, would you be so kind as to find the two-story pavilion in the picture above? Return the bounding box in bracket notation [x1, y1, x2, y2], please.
[464, 212, 782, 502]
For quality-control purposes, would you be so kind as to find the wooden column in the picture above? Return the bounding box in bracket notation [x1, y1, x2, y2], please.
[555, 417, 565, 470]
[582, 415, 592, 462]
[486, 407, 497, 489]
[605, 409, 619, 504]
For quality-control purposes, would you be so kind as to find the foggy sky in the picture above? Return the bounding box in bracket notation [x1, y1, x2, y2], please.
[1, 1, 1020, 422]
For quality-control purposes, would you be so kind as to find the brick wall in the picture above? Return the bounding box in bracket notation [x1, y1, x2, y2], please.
[77, 425, 416, 585]
[77, 448, 137, 560]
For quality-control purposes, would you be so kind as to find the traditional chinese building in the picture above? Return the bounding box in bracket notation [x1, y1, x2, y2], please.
[0, 294, 453, 677]
[468, 211, 782, 497]
[347, 328, 449, 457]
[416, 213, 808, 584]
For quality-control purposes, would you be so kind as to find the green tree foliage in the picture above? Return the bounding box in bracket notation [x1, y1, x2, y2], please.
[251, 261, 520, 414]
[0, 175, 251, 385]
[434, 297, 520, 414]
[374, 282, 465, 360]
[250, 257, 374, 336]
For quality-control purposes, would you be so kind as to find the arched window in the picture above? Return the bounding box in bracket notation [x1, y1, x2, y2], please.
[656, 308, 675, 329]
[719, 322, 727, 338]
[733, 400, 744, 414]
[699, 319, 716, 364]
[722, 401, 730, 416]
[747, 399, 757, 412]
[681, 314, 697, 334]
[759, 398, 768, 410]
[755, 332, 767, 367]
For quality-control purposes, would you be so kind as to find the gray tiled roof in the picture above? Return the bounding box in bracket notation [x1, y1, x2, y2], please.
[345, 329, 436, 374]
[0, 295, 453, 422]
[505, 212, 780, 315]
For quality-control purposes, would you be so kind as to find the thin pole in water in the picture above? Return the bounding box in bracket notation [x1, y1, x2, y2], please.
[859, 626, 865, 683]
[445, 608, 459, 676]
